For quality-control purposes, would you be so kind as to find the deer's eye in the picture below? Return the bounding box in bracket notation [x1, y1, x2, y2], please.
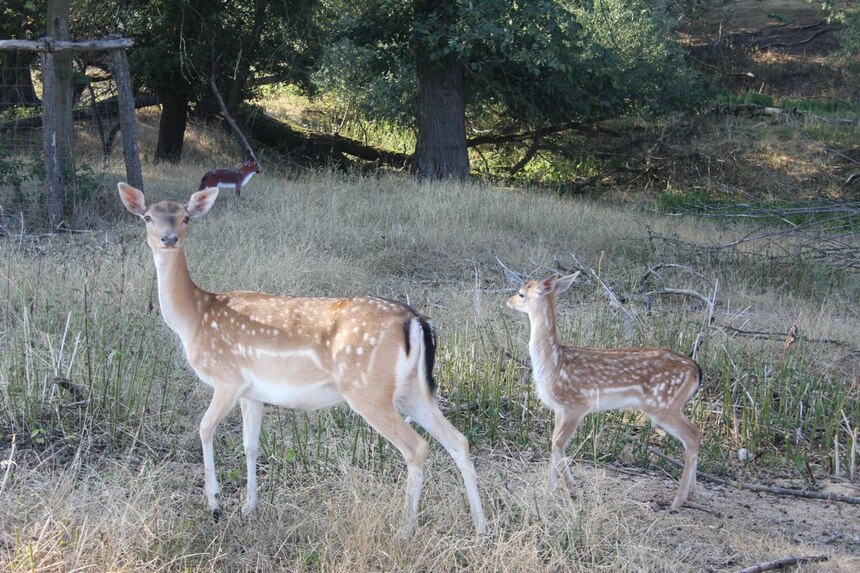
[518, 292, 525, 298]
[182, 216, 191, 224]
[143, 215, 152, 223]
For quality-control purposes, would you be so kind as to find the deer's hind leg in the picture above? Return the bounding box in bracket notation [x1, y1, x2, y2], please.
[343, 389, 429, 540]
[403, 394, 488, 534]
[649, 410, 701, 509]
[239, 397, 264, 517]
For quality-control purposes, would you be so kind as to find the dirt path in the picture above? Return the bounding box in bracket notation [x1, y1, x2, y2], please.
[560, 460, 860, 572]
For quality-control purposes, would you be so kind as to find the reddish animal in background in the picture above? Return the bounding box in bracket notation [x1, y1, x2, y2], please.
[198, 159, 259, 197]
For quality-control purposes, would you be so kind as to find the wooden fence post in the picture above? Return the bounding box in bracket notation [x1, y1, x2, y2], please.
[111, 49, 143, 190]
[40, 50, 64, 229]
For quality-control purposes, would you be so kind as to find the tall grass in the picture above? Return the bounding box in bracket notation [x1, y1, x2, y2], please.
[1, 169, 858, 571]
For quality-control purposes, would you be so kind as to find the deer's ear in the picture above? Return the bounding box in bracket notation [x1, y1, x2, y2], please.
[186, 187, 219, 218]
[537, 276, 556, 296]
[554, 272, 580, 294]
[118, 182, 147, 216]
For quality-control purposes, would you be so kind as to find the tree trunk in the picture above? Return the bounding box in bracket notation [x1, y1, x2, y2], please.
[155, 91, 188, 163]
[411, 53, 469, 180]
[226, 0, 268, 116]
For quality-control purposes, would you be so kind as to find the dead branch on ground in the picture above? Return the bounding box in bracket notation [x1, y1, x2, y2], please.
[637, 209, 860, 271]
[52, 376, 87, 403]
[734, 554, 828, 573]
[648, 446, 860, 505]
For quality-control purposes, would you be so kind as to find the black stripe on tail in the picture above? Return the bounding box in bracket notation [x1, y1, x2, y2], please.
[401, 316, 438, 395]
[420, 318, 437, 395]
[694, 361, 703, 396]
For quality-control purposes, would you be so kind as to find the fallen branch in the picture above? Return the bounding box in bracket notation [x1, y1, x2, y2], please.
[496, 256, 525, 286]
[590, 268, 640, 343]
[239, 108, 411, 168]
[700, 103, 803, 119]
[438, 396, 511, 416]
[648, 447, 860, 505]
[734, 554, 828, 573]
[719, 324, 847, 347]
[52, 376, 87, 403]
[0, 94, 158, 130]
[210, 73, 257, 164]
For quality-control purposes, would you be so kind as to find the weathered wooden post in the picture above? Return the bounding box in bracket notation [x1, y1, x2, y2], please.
[39, 48, 64, 228]
[112, 49, 143, 191]
[46, 0, 75, 228]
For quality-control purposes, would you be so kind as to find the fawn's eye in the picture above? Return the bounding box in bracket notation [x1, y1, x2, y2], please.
[143, 215, 152, 223]
[518, 292, 525, 298]
[182, 216, 191, 224]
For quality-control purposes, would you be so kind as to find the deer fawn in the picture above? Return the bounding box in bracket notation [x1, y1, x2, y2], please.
[507, 272, 702, 509]
[118, 183, 486, 538]
[198, 159, 259, 197]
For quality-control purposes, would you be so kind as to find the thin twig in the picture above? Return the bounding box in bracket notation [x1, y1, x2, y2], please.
[496, 256, 525, 287]
[734, 554, 828, 573]
[648, 447, 860, 505]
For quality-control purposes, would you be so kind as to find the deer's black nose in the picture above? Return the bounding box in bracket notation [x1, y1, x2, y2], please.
[161, 233, 178, 247]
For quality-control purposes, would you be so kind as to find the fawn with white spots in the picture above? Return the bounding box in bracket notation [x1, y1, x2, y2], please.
[198, 158, 259, 197]
[118, 183, 486, 539]
[507, 272, 702, 509]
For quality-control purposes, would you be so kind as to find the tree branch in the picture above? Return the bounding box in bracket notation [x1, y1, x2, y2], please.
[734, 554, 828, 573]
[648, 447, 860, 505]
[210, 74, 257, 163]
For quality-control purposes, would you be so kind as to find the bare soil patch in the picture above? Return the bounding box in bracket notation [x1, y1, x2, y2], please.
[680, 0, 856, 100]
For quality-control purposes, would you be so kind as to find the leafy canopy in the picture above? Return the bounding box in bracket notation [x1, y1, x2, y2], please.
[317, 0, 705, 129]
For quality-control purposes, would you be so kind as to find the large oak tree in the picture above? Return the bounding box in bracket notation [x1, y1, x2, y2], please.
[318, 0, 705, 180]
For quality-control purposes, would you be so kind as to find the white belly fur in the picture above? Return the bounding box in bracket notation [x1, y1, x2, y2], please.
[241, 368, 344, 410]
[191, 358, 345, 410]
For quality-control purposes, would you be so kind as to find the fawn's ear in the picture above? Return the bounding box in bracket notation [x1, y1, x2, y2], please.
[537, 275, 556, 296]
[118, 182, 147, 216]
[186, 187, 219, 219]
[554, 271, 580, 294]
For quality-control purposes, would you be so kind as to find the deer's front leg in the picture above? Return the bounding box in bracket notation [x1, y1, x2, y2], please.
[239, 397, 264, 517]
[199, 384, 242, 520]
[550, 406, 587, 494]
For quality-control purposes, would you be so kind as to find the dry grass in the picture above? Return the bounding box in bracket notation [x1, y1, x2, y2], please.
[1, 164, 859, 571]
[2, 3, 859, 563]
[1, 447, 857, 572]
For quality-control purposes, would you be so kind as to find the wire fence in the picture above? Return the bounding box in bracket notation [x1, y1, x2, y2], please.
[1, 47, 132, 231]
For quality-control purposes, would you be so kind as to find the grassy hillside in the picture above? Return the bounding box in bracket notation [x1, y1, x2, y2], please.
[1, 1, 859, 571]
[2, 164, 858, 570]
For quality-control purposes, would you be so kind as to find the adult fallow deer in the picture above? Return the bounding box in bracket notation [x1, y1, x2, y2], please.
[118, 183, 487, 538]
[507, 272, 702, 509]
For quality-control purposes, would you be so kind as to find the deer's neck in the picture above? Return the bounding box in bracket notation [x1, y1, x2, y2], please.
[152, 248, 205, 340]
[528, 300, 563, 382]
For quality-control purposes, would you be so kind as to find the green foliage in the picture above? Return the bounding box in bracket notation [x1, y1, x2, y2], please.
[0, 0, 41, 40]
[0, 148, 41, 208]
[318, 0, 705, 129]
[114, 1, 321, 110]
[714, 90, 776, 107]
[656, 189, 712, 213]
